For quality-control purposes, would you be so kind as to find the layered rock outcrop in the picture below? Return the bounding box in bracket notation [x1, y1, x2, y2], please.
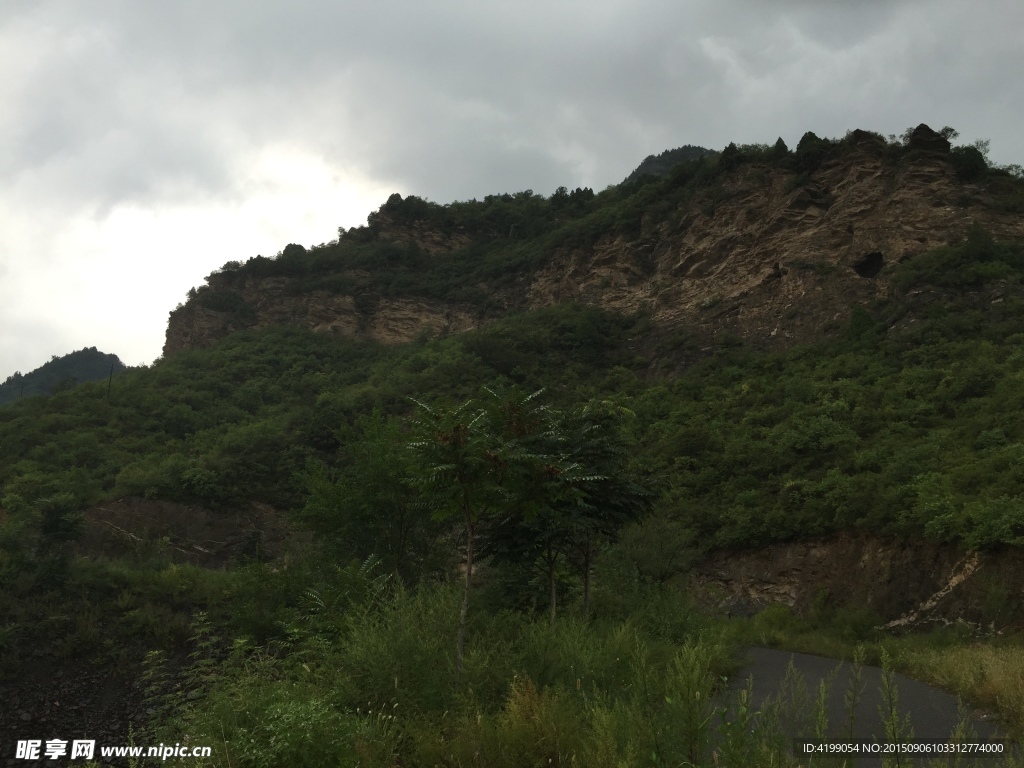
[692, 532, 1024, 629]
[164, 126, 1024, 357]
[164, 287, 477, 356]
[529, 128, 1024, 350]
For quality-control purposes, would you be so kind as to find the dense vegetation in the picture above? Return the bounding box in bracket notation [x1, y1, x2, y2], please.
[185, 125, 1024, 325]
[3, 128, 1024, 764]
[8, 227, 1024, 557]
[0, 346, 124, 406]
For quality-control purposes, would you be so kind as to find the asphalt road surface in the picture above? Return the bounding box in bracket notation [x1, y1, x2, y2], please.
[729, 647, 1016, 766]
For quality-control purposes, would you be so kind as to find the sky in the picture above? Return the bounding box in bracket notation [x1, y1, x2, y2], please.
[2, 0, 1023, 377]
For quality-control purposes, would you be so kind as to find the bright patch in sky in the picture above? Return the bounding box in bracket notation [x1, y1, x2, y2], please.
[0, 147, 392, 372]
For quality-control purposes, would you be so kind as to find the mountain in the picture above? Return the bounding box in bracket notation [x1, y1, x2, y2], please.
[163, 125, 1024, 360]
[3, 124, 1024, 759]
[622, 143, 717, 183]
[0, 346, 125, 405]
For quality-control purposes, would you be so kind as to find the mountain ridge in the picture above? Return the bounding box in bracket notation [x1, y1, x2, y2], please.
[162, 124, 1024, 360]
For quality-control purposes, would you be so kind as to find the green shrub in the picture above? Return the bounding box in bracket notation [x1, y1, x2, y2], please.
[34, 492, 82, 556]
[951, 144, 989, 181]
[925, 495, 1024, 548]
[338, 585, 459, 714]
[197, 289, 255, 317]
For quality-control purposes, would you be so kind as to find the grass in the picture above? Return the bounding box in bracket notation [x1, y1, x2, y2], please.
[906, 643, 1024, 739]
[122, 569, 1023, 767]
[718, 603, 1024, 740]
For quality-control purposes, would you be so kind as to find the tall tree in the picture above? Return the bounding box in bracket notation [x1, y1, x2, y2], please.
[407, 397, 506, 677]
[299, 410, 436, 584]
[480, 394, 652, 621]
[478, 386, 571, 623]
[560, 402, 652, 616]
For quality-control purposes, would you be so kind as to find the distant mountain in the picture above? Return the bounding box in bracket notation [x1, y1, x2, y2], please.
[0, 347, 125, 405]
[622, 144, 717, 183]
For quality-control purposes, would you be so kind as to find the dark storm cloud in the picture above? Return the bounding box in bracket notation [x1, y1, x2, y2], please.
[7, 0, 1023, 212]
[2, 0, 1024, 377]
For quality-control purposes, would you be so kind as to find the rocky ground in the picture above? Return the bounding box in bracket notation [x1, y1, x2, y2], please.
[0, 652, 148, 766]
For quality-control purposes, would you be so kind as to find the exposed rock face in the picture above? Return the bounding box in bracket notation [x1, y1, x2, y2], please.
[164, 305, 248, 357]
[164, 275, 478, 356]
[692, 533, 1024, 629]
[164, 125, 1024, 357]
[76, 498, 293, 568]
[528, 134, 1024, 350]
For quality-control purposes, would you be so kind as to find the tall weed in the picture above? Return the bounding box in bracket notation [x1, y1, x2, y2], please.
[339, 584, 460, 713]
[907, 643, 1024, 738]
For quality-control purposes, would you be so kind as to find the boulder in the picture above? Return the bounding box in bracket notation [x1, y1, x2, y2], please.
[907, 123, 951, 155]
[846, 129, 887, 152]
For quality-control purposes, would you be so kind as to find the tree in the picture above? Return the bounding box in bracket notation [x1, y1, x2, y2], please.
[951, 143, 989, 181]
[719, 142, 742, 171]
[34, 492, 83, 557]
[550, 186, 570, 209]
[406, 397, 507, 677]
[480, 395, 652, 621]
[477, 386, 571, 623]
[794, 131, 832, 173]
[558, 402, 652, 616]
[299, 411, 438, 583]
[408, 389, 650, 649]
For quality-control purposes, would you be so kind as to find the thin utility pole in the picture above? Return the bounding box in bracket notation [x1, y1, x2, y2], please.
[106, 363, 114, 402]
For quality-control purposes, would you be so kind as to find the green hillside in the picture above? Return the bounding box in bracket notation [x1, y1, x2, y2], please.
[5, 228, 1024, 552]
[2, 129, 1024, 765]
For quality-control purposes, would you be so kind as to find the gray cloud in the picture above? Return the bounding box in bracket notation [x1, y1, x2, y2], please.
[1, 0, 1023, 375]
[10, 0, 1024, 204]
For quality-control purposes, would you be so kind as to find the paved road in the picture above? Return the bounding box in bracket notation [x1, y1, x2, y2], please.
[729, 647, 1014, 765]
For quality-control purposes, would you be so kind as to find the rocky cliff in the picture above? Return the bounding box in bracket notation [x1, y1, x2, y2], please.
[164, 125, 1024, 357]
[164, 284, 479, 356]
[692, 531, 1024, 630]
[529, 128, 1024, 350]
